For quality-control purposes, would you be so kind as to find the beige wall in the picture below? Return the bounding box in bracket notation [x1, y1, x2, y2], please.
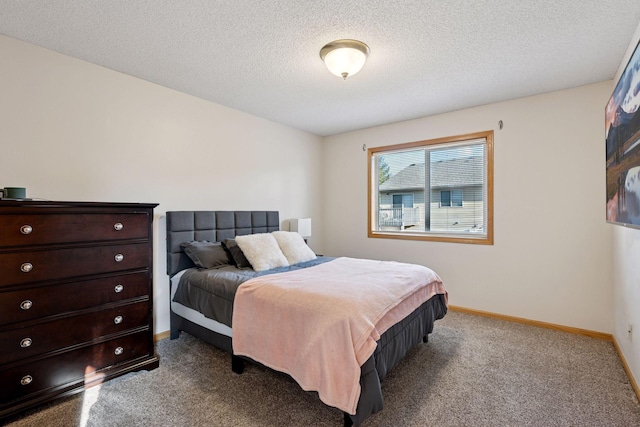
[2, 31, 633, 382]
[323, 81, 613, 333]
[0, 35, 324, 334]
[611, 20, 640, 394]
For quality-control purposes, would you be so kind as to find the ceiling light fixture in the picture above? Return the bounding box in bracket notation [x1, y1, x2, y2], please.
[320, 39, 370, 80]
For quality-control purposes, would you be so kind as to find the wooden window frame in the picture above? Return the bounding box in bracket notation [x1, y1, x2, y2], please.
[368, 130, 494, 245]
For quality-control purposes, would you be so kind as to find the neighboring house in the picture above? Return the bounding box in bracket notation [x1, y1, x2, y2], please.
[378, 156, 484, 232]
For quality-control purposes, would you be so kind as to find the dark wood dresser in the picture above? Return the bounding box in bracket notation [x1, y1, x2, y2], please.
[0, 201, 159, 419]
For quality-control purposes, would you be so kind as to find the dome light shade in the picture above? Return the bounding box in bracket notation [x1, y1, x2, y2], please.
[320, 39, 370, 80]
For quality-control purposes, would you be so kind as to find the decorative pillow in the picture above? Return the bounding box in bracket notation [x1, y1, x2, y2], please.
[221, 238, 252, 269]
[272, 231, 317, 265]
[181, 241, 231, 269]
[235, 233, 290, 272]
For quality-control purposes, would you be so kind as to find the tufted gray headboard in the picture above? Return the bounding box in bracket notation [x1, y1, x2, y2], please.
[166, 211, 279, 277]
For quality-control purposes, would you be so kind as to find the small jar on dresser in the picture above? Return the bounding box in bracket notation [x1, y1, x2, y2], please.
[0, 200, 159, 419]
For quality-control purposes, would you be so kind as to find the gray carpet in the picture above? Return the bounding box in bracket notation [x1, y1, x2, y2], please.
[4, 311, 640, 426]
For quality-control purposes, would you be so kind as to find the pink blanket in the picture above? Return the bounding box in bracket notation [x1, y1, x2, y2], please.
[231, 257, 447, 415]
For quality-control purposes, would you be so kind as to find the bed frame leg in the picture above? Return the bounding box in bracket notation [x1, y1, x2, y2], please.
[343, 412, 353, 427]
[423, 335, 428, 343]
[231, 355, 245, 374]
[170, 311, 181, 340]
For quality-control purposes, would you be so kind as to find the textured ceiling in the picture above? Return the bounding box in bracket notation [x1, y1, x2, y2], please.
[1, 1, 640, 136]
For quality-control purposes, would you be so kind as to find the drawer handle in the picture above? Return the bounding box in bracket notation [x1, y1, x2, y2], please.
[114, 222, 124, 231]
[20, 338, 32, 348]
[114, 347, 124, 356]
[114, 254, 124, 262]
[114, 284, 124, 293]
[21, 375, 33, 386]
[20, 300, 33, 310]
[20, 262, 33, 273]
[20, 225, 33, 235]
[114, 315, 123, 324]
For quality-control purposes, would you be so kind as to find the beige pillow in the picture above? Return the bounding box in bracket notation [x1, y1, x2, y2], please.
[235, 233, 289, 271]
[272, 231, 317, 265]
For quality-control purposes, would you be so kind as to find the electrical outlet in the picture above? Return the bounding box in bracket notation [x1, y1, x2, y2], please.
[629, 323, 633, 340]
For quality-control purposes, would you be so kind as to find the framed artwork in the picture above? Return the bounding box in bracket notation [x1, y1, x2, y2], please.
[606, 39, 640, 228]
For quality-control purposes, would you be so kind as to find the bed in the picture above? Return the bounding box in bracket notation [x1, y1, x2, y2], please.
[166, 210, 448, 426]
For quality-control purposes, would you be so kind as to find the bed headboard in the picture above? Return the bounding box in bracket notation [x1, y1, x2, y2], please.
[166, 210, 279, 276]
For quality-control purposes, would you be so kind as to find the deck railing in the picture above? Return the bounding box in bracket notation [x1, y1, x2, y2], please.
[378, 207, 421, 228]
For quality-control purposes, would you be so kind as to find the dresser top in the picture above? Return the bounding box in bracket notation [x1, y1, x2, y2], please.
[0, 200, 158, 209]
[0, 201, 158, 214]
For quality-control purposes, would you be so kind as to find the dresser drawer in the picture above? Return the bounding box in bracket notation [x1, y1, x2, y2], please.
[0, 213, 149, 247]
[0, 330, 150, 402]
[0, 243, 149, 287]
[0, 272, 149, 325]
[0, 301, 150, 365]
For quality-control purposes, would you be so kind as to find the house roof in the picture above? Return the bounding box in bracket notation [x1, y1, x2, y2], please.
[379, 156, 483, 192]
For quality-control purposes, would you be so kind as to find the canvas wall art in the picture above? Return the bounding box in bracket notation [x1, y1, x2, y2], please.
[606, 40, 640, 228]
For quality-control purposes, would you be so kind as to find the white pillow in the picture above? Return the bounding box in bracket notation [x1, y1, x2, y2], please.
[235, 233, 289, 271]
[272, 231, 317, 265]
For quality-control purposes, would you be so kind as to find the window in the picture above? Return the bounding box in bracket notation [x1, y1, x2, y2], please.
[368, 131, 493, 244]
[440, 189, 463, 207]
[393, 194, 414, 208]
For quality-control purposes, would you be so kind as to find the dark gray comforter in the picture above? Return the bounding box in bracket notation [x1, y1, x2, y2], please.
[172, 256, 334, 327]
